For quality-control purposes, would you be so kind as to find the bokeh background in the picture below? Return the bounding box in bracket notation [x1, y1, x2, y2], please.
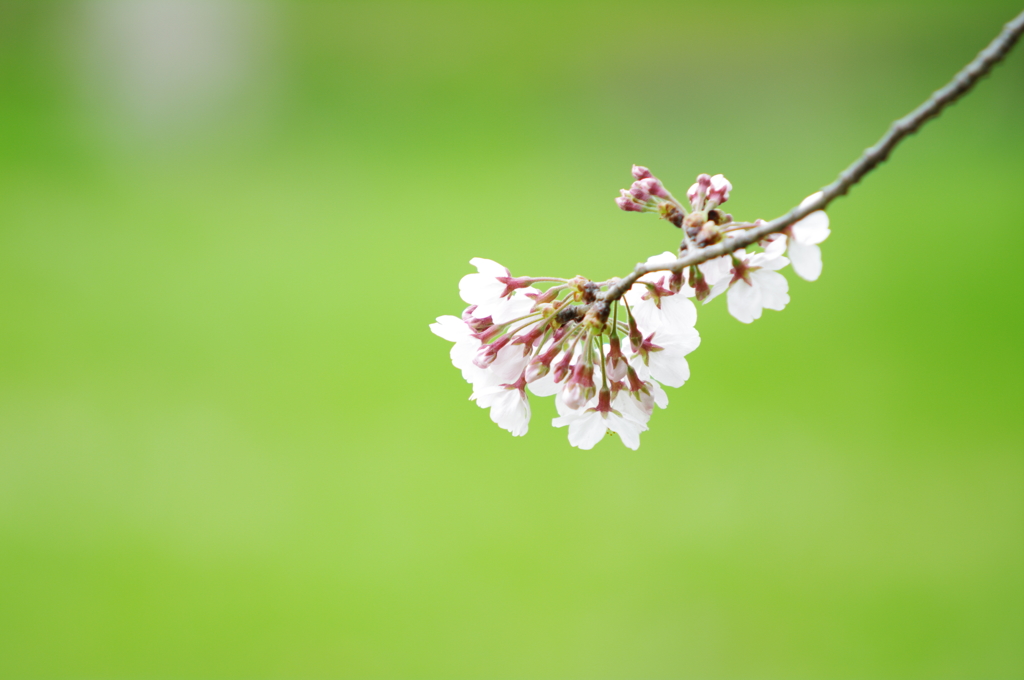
[1, 1, 1022, 677]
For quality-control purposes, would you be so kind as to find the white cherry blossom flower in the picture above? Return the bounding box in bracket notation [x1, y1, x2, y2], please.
[458, 259, 540, 323]
[473, 379, 531, 436]
[630, 327, 700, 389]
[552, 388, 649, 450]
[709, 239, 790, 323]
[459, 257, 509, 311]
[623, 252, 697, 334]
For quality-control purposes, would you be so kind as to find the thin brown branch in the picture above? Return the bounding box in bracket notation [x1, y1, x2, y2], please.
[601, 9, 1024, 303]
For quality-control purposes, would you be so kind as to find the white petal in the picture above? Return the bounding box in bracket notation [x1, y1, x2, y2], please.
[527, 370, 559, 397]
[469, 257, 509, 277]
[763, 236, 789, 259]
[748, 249, 789, 271]
[753, 270, 789, 311]
[567, 412, 607, 450]
[703, 279, 729, 304]
[698, 255, 733, 287]
[488, 288, 537, 324]
[649, 350, 690, 388]
[791, 211, 830, 245]
[607, 415, 643, 450]
[658, 328, 701, 356]
[488, 344, 531, 384]
[429, 315, 470, 343]
[727, 279, 761, 323]
[459, 273, 506, 307]
[634, 294, 696, 335]
[489, 389, 530, 436]
[650, 381, 669, 409]
[613, 392, 652, 426]
[788, 240, 823, 282]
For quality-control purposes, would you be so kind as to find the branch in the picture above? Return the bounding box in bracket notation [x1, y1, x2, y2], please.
[601, 8, 1024, 303]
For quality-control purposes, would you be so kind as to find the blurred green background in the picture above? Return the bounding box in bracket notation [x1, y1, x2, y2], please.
[1, 1, 1022, 677]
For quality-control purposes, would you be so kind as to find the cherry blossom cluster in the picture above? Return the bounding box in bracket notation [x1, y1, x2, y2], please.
[431, 165, 830, 450]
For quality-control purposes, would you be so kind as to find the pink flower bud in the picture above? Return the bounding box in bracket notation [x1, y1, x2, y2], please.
[639, 177, 671, 199]
[629, 181, 652, 203]
[706, 174, 732, 208]
[616, 195, 644, 212]
[626, 366, 646, 393]
[631, 165, 653, 180]
[552, 349, 574, 383]
[688, 173, 711, 210]
[607, 355, 627, 382]
[472, 335, 510, 368]
[606, 335, 628, 381]
[637, 384, 656, 415]
[462, 306, 494, 332]
[525, 359, 550, 383]
[562, 383, 586, 410]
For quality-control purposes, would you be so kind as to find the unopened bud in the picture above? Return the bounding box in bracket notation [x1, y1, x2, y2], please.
[462, 306, 493, 332]
[639, 177, 671, 199]
[706, 174, 732, 208]
[669, 269, 685, 294]
[607, 355, 627, 382]
[632, 165, 653, 180]
[616, 195, 644, 212]
[637, 384, 656, 414]
[629, 181, 652, 203]
[688, 173, 712, 210]
[690, 265, 709, 302]
[553, 350, 574, 383]
[528, 287, 560, 304]
[525, 359, 550, 383]
[562, 383, 586, 410]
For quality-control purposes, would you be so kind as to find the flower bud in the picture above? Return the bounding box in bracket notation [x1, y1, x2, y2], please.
[639, 177, 671, 199]
[562, 383, 586, 410]
[706, 174, 732, 208]
[606, 335, 628, 381]
[616, 195, 644, 212]
[626, 365, 646, 393]
[631, 165, 653, 180]
[627, 310, 643, 352]
[607, 355, 627, 382]
[552, 348, 574, 383]
[637, 384, 656, 415]
[669, 269, 685, 294]
[629, 181, 652, 203]
[462, 305, 494, 332]
[525, 358, 550, 383]
[689, 265, 709, 302]
[472, 335, 510, 369]
[527, 287, 560, 304]
[688, 173, 711, 210]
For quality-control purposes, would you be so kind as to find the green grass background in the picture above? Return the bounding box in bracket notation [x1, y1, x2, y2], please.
[0, 1, 1022, 677]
